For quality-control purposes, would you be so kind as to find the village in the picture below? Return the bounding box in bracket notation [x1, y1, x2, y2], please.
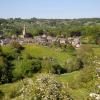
[0, 25, 81, 48]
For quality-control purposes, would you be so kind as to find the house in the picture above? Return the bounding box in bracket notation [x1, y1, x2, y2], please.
[68, 37, 81, 48]
[47, 36, 56, 44]
[42, 34, 47, 38]
[0, 38, 10, 46]
[68, 37, 73, 44]
[34, 36, 46, 45]
[57, 38, 67, 45]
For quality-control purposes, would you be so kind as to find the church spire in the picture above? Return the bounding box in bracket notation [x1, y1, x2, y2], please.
[23, 25, 26, 37]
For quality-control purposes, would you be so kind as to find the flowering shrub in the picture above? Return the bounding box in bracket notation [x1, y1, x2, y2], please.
[11, 74, 72, 100]
[33, 74, 71, 100]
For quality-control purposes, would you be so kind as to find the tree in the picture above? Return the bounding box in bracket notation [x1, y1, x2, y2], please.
[13, 59, 42, 81]
[65, 57, 83, 73]
[51, 63, 66, 74]
[0, 56, 12, 84]
[80, 66, 96, 83]
[0, 46, 3, 56]
[10, 40, 23, 53]
[77, 45, 94, 66]
[0, 90, 4, 100]
[0, 56, 7, 83]
[42, 57, 66, 74]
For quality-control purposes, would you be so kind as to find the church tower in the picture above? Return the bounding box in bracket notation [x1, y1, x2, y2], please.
[22, 25, 26, 38]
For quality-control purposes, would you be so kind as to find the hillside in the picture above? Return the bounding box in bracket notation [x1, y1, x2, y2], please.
[0, 18, 100, 100]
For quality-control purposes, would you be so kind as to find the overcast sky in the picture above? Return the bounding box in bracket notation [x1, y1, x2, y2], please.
[0, 0, 100, 19]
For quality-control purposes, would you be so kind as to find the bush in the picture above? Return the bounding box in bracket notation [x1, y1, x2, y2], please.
[0, 56, 12, 84]
[51, 63, 66, 74]
[65, 57, 83, 73]
[13, 59, 42, 81]
[80, 66, 96, 83]
[31, 59, 42, 73]
[12, 74, 72, 100]
[10, 40, 24, 53]
[66, 44, 75, 52]
[33, 74, 72, 100]
[0, 90, 4, 100]
[42, 58, 66, 74]
[0, 46, 2, 56]
[77, 45, 94, 66]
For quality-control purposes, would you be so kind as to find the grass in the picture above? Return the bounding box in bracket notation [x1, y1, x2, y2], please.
[57, 71, 80, 83]
[21, 44, 71, 65]
[56, 71, 90, 99]
[70, 88, 89, 100]
[0, 81, 19, 99]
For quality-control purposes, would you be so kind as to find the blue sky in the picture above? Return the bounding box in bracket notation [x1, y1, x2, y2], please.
[0, 0, 100, 19]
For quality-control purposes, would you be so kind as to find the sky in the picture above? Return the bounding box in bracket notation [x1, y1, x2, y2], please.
[0, 0, 100, 19]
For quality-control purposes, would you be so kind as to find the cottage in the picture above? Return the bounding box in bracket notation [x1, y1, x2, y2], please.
[71, 37, 81, 48]
[58, 38, 67, 45]
[47, 36, 56, 44]
[42, 34, 47, 38]
[68, 37, 73, 44]
[0, 38, 10, 46]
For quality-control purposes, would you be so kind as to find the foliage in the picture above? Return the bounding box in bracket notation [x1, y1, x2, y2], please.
[80, 66, 96, 83]
[41, 57, 66, 74]
[33, 74, 72, 100]
[0, 18, 100, 42]
[64, 57, 83, 73]
[0, 90, 4, 100]
[11, 74, 72, 100]
[0, 56, 13, 84]
[77, 45, 94, 66]
[10, 40, 23, 53]
[13, 59, 42, 81]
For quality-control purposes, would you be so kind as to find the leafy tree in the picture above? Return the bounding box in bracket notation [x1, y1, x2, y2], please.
[0, 56, 12, 84]
[65, 57, 83, 73]
[0, 46, 3, 56]
[13, 59, 42, 81]
[42, 57, 65, 74]
[80, 66, 96, 83]
[0, 56, 8, 83]
[0, 90, 4, 100]
[77, 45, 94, 66]
[31, 59, 42, 73]
[10, 40, 23, 53]
[51, 63, 66, 74]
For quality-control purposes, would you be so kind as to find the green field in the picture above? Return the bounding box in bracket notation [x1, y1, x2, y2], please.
[3, 44, 72, 65]
[23, 45, 72, 64]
